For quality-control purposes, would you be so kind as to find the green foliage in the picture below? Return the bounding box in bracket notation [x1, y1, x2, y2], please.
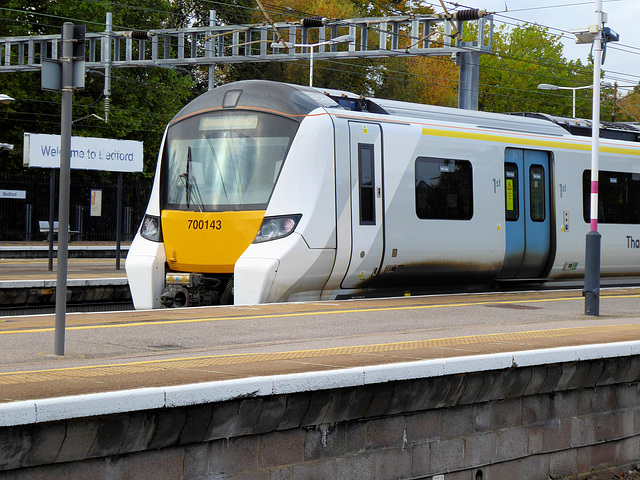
[0, 1, 624, 180]
[476, 23, 594, 117]
[0, 0, 194, 176]
[616, 82, 640, 123]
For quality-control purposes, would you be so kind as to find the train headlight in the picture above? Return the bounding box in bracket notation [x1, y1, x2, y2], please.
[253, 214, 302, 243]
[140, 214, 162, 242]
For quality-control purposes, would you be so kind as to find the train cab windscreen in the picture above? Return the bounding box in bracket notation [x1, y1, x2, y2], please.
[162, 110, 298, 211]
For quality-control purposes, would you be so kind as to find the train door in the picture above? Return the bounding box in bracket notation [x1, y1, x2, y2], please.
[499, 148, 552, 279]
[341, 122, 384, 288]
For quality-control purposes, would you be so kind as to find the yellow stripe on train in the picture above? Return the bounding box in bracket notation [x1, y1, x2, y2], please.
[161, 210, 266, 273]
[421, 127, 640, 156]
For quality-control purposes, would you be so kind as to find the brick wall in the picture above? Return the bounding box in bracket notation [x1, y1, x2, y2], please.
[1, 356, 640, 479]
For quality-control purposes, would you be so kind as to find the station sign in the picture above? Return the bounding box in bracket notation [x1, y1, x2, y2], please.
[23, 133, 143, 173]
[0, 189, 26, 199]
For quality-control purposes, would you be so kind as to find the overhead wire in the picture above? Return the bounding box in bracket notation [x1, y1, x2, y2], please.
[422, 0, 640, 76]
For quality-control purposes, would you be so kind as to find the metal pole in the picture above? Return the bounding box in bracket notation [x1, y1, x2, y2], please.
[208, 10, 216, 91]
[48, 169, 55, 271]
[25, 203, 32, 241]
[54, 22, 74, 355]
[458, 42, 480, 110]
[103, 13, 112, 121]
[611, 82, 617, 122]
[584, 1, 603, 316]
[116, 171, 122, 270]
[572, 89, 576, 118]
[309, 47, 314, 87]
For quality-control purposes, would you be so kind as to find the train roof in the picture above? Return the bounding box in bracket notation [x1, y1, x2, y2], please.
[173, 80, 640, 143]
[172, 80, 566, 138]
[316, 86, 569, 137]
[508, 112, 640, 143]
[171, 80, 339, 123]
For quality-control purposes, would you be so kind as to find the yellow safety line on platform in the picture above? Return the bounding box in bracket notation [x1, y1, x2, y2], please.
[1, 323, 639, 385]
[0, 293, 605, 335]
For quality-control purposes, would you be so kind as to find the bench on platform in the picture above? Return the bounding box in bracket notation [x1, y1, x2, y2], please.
[38, 221, 79, 240]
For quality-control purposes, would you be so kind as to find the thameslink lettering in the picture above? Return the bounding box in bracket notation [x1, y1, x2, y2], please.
[627, 236, 640, 248]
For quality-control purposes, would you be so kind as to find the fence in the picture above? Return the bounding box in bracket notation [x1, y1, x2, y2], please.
[0, 172, 152, 242]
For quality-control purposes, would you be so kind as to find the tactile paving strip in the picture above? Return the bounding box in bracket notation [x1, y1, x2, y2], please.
[1, 323, 639, 386]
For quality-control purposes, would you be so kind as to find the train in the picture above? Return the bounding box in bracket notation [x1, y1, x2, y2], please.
[125, 79, 640, 309]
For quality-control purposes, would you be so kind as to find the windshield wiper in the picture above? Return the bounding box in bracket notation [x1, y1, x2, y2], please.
[179, 146, 205, 212]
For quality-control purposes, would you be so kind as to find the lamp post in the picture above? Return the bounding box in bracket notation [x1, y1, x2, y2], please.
[272, 34, 355, 87]
[584, 1, 604, 316]
[537, 82, 612, 118]
[564, 0, 612, 316]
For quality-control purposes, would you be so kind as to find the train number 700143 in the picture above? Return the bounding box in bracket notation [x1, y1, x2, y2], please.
[187, 219, 222, 230]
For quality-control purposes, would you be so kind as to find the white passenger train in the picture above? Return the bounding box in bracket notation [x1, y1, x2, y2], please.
[125, 79, 640, 309]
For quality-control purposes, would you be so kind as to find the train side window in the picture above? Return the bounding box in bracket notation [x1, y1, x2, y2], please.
[582, 170, 640, 224]
[529, 165, 545, 222]
[358, 143, 375, 225]
[504, 163, 519, 221]
[415, 157, 473, 220]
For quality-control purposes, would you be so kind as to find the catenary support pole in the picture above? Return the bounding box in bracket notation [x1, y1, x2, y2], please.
[54, 23, 75, 355]
[103, 13, 112, 121]
[458, 41, 480, 110]
[208, 10, 216, 91]
[584, 0, 603, 316]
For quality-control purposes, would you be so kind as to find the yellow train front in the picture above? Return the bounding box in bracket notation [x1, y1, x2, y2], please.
[126, 80, 336, 308]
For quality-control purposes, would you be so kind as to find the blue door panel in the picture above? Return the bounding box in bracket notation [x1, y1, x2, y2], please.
[499, 148, 551, 279]
[501, 150, 525, 278]
[520, 150, 551, 277]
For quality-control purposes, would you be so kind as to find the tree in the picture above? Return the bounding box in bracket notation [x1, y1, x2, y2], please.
[614, 84, 640, 123]
[357, 0, 459, 104]
[477, 24, 594, 117]
[206, 0, 374, 93]
[0, 0, 195, 174]
[374, 56, 458, 106]
[0, 1, 622, 179]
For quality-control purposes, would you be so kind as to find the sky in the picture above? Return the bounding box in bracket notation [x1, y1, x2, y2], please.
[466, 0, 640, 92]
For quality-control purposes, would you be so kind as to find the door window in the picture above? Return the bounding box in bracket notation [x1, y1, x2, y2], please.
[505, 163, 519, 221]
[529, 165, 546, 222]
[358, 144, 375, 225]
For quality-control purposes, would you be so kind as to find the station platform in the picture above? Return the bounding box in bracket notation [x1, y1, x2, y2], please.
[2, 287, 640, 404]
[0, 244, 129, 310]
[0, 241, 129, 259]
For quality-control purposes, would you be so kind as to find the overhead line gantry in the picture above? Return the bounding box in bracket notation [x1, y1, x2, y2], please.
[0, 9, 493, 109]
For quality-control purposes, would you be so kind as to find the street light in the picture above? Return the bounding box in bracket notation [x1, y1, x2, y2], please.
[271, 34, 355, 87]
[538, 82, 613, 118]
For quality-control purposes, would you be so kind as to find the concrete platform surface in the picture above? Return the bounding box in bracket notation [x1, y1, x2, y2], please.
[1, 287, 640, 404]
[0, 257, 127, 282]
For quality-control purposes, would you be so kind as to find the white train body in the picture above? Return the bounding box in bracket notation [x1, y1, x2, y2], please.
[126, 80, 640, 308]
